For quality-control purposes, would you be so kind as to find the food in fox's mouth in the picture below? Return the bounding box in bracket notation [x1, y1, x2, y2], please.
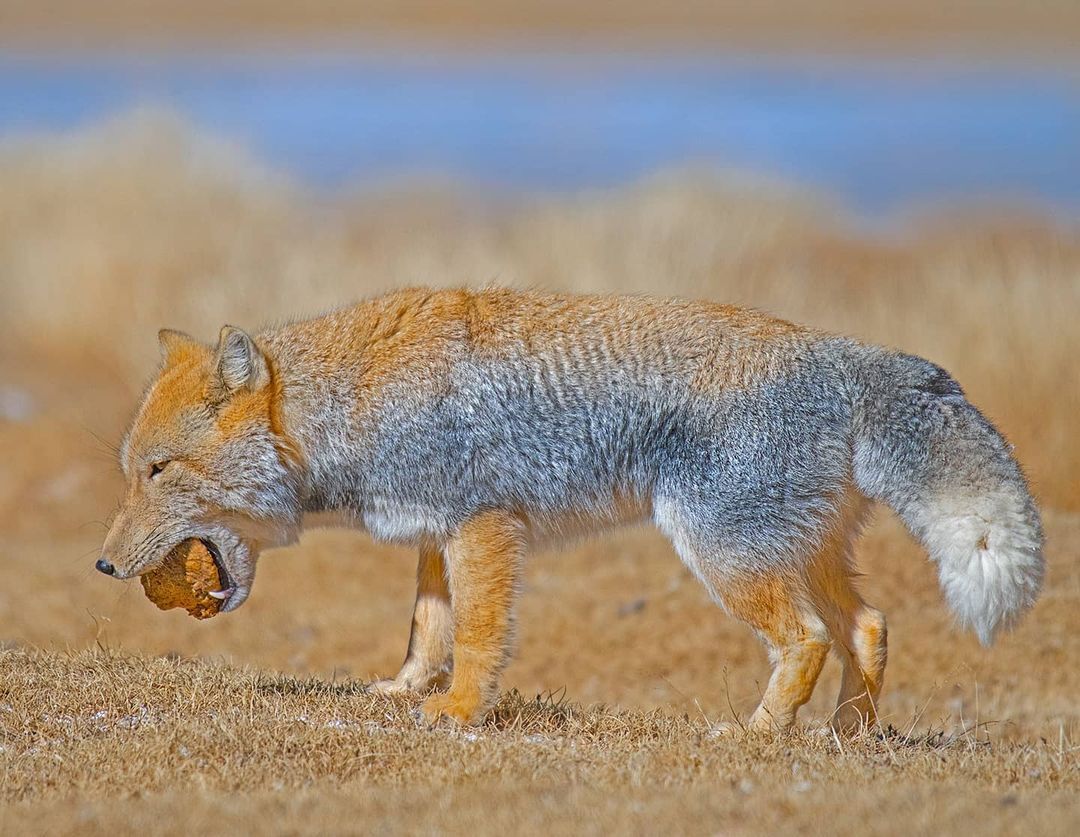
[140, 539, 230, 619]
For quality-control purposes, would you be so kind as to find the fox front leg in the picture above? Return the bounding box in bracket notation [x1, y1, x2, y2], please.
[371, 544, 454, 694]
[421, 510, 525, 726]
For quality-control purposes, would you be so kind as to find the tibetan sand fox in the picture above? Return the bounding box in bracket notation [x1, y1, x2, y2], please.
[99, 287, 1043, 733]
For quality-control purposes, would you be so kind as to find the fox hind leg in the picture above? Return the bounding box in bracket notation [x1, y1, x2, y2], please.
[800, 499, 888, 733]
[661, 494, 875, 734]
[719, 572, 832, 733]
[829, 599, 887, 733]
[660, 515, 830, 734]
[371, 543, 454, 695]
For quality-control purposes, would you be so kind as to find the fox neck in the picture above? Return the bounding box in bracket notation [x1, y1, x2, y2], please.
[262, 294, 411, 518]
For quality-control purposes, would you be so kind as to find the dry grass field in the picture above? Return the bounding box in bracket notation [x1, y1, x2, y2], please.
[1, 113, 1079, 834]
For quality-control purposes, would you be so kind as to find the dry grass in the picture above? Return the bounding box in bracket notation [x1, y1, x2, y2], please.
[1, 112, 1079, 834]
[0, 649, 1077, 836]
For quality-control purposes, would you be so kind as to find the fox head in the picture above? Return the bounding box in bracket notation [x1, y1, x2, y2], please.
[99, 326, 303, 612]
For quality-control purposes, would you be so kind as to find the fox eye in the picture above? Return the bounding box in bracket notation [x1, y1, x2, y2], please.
[149, 461, 170, 479]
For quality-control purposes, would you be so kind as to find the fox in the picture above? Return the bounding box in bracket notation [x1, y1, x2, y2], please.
[98, 287, 1044, 732]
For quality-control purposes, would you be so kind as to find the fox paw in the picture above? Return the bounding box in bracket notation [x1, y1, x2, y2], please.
[829, 710, 877, 737]
[709, 721, 744, 738]
[369, 665, 449, 695]
[708, 707, 791, 738]
[369, 677, 414, 695]
[369, 674, 435, 694]
[421, 691, 486, 727]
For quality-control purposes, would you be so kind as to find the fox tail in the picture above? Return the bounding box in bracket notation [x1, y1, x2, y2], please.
[851, 348, 1044, 645]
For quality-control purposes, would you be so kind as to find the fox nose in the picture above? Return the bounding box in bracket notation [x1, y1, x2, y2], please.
[95, 557, 116, 576]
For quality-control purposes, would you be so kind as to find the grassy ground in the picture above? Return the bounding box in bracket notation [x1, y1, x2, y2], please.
[1, 649, 1078, 836]
[1, 114, 1079, 834]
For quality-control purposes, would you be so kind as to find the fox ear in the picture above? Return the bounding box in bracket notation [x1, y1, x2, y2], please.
[158, 328, 200, 365]
[215, 325, 269, 394]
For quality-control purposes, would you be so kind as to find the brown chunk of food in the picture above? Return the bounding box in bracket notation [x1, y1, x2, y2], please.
[140, 539, 224, 620]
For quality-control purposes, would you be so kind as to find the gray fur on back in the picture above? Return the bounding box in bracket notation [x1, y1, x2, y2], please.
[275, 311, 857, 564]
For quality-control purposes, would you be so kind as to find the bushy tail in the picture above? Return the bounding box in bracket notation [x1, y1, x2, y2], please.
[850, 348, 1044, 645]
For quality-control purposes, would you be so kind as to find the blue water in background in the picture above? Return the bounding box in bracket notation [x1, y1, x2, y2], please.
[1, 49, 1077, 213]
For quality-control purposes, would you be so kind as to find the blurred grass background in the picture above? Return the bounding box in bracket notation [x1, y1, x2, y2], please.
[1, 109, 1076, 512]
